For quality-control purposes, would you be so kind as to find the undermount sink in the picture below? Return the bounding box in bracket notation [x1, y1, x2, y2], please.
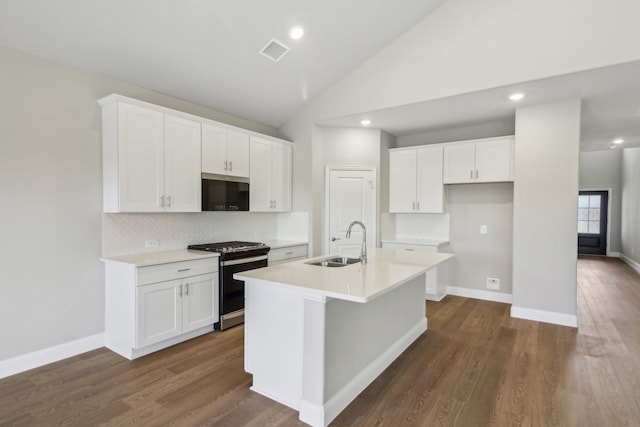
[305, 256, 361, 267]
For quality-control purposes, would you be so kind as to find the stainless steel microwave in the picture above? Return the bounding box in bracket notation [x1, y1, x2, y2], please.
[201, 174, 249, 211]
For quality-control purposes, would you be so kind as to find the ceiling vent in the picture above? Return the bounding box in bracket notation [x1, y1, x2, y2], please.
[260, 39, 290, 62]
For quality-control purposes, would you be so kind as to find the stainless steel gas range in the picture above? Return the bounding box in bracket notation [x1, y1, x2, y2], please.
[188, 241, 270, 330]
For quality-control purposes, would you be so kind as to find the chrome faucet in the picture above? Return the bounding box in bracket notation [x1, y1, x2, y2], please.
[346, 220, 367, 264]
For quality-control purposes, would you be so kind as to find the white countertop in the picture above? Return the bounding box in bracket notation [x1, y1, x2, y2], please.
[101, 249, 219, 267]
[263, 240, 308, 249]
[381, 237, 449, 247]
[235, 248, 453, 303]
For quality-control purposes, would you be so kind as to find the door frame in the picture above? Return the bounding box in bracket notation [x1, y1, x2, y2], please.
[324, 166, 377, 256]
[578, 187, 611, 255]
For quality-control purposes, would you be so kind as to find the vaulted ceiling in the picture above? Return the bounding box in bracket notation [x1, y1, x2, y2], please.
[0, 0, 444, 128]
[1, 0, 639, 151]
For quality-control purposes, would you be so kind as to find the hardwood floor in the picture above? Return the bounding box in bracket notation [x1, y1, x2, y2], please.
[1, 256, 639, 426]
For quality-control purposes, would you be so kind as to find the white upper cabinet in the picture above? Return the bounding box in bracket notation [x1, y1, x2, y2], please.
[389, 145, 444, 213]
[443, 136, 514, 184]
[114, 102, 165, 212]
[100, 97, 201, 213]
[249, 136, 292, 212]
[164, 114, 203, 212]
[202, 123, 249, 178]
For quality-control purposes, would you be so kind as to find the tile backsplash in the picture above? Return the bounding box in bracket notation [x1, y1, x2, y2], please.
[102, 212, 281, 257]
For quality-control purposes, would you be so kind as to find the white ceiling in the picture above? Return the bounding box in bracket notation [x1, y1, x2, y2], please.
[1, 0, 639, 152]
[319, 60, 640, 151]
[0, 0, 444, 128]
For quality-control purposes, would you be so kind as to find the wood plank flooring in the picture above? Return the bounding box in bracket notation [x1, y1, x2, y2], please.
[1, 255, 639, 426]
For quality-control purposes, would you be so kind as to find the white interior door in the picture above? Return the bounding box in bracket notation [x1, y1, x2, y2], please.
[327, 168, 376, 255]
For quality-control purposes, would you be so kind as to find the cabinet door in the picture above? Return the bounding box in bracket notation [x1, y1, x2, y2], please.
[201, 124, 228, 175]
[416, 145, 444, 213]
[249, 137, 272, 211]
[164, 115, 202, 212]
[474, 137, 514, 183]
[443, 142, 475, 184]
[271, 141, 292, 212]
[183, 273, 218, 332]
[389, 149, 417, 213]
[117, 103, 165, 212]
[227, 130, 250, 178]
[137, 279, 182, 348]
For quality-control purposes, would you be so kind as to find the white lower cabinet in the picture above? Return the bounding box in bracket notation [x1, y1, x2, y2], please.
[268, 244, 308, 265]
[381, 241, 448, 301]
[136, 272, 217, 348]
[104, 255, 219, 359]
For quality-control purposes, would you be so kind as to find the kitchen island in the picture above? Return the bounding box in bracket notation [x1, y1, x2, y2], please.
[235, 248, 453, 426]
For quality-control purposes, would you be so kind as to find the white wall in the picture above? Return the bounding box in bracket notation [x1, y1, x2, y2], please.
[512, 99, 581, 325]
[0, 45, 279, 362]
[579, 150, 623, 254]
[621, 148, 640, 265]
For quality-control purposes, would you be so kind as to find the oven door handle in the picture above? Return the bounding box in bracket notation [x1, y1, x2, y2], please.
[220, 255, 269, 267]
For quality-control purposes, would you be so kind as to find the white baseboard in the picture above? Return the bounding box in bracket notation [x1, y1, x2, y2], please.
[620, 254, 640, 274]
[511, 306, 577, 328]
[300, 318, 427, 427]
[446, 286, 513, 304]
[608, 251, 621, 258]
[0, 333, 105, 379]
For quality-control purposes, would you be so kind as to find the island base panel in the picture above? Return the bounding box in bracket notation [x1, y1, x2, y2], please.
[244, 274, 427, 427]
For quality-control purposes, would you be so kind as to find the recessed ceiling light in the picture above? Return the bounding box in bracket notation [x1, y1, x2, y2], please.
[509, 93, 525, 101]
[360, 119, 371, 126]
[612, 138, 625, 145]
[289, 26, 304, 40]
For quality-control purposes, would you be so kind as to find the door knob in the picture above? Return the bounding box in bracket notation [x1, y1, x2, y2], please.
[331, 237, 341, 241]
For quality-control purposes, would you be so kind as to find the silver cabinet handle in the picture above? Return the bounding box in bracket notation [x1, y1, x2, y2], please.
[229, 161, 233, 171]
[412, 201, 415, 211]
[475, 170, 479, 179]
[177, 268, 190, 272]
[405, 248, 415, 251]
[331, 237, 341, 241]
[416, 201, 420, 211]
[166, 195, 171, 207]
[274, 200, 276, 209]
[184, 283, 189, 296]
[224, 160, 228, 170]
[178, 284, 182, 297]
[160, 195, 165, 207]
[470, 170, 473, 179]
[285, 251, 294, 255]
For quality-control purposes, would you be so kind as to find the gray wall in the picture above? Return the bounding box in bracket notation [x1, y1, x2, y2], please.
[0, 45, 278, 361]
[513, 99, 581, 318]
[578, 150, 623, 254]
[447, 183, 514, 295]
[396, 119, 515, 148]
[315, 126, 382, 255]
[621, 148, 640, 264]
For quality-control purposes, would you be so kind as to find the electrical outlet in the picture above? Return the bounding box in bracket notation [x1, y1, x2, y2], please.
[145, 240, 158, 249]
[480, 225, 488, 235]
[487, 277, 500, 290]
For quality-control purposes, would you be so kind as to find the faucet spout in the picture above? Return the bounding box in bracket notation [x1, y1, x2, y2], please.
[346, 220, 367, 264]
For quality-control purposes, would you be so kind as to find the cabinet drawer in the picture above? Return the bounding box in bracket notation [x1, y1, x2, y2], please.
[382, 242, 438, 253]
[268, 245, 308, 263]
[137, 258, 218, 286]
